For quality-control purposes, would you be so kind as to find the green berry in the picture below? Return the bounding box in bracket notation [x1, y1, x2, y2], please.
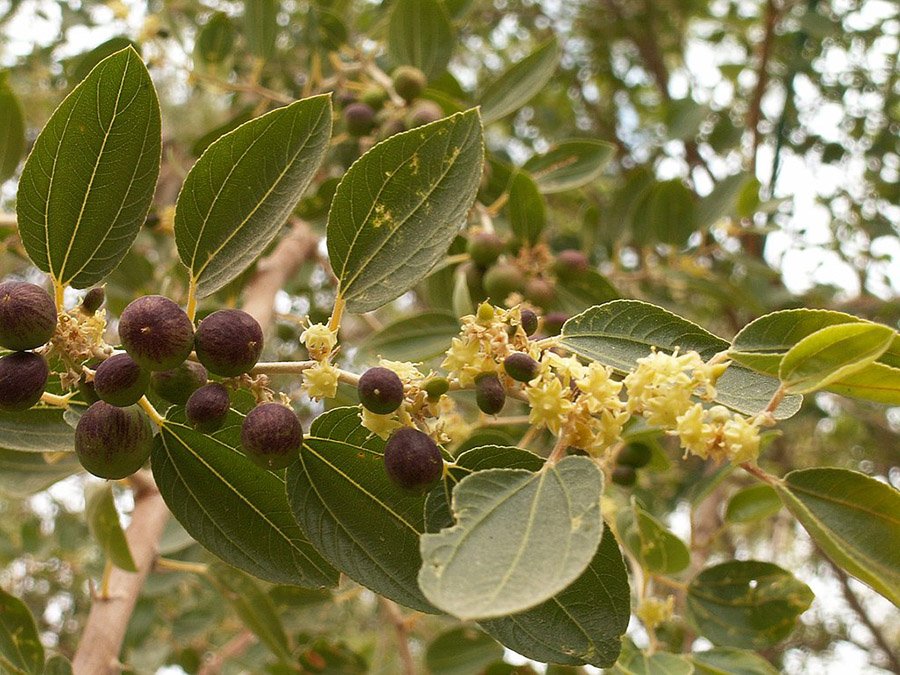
[468, 231, 505, 268]
[617, 442, 652, 469]
[475, 372, 506, 415]
[482, 263, 524, 303]
[186, 383, 230, 433]
[93, 354, 150, 407]
[194, 309, 263, 377]
[0, 351, 49, 412]
[358, 367, 404, 415]
[392, 65, 427, 102]
[150, 361, 208, 405]
[423, 377, 450, 401]
[0, 281, 57, 351]
[240, 403, 303, 470]
[118, 295, 194, 371]
[503, 352, 539, 383]
[75, 402, 154, 480]
[384, 427, 443, 492]
[360, 84, 388, 110]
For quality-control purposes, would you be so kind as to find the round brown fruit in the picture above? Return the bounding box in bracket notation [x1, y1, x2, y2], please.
[0, 351, 49, 412]
[611, 464, 637, 487]
[519, 309, 539, 336]
[344, 102, 376, 137]
[524, 277, 556, 309]
[186, 383, 230, 433]
[475, 372, 506, 415]
[75, 402, 154, 480]
[553, 249, 590, 280]
[384, 427, 443, 493]
[503, 352, 539, 383]
[80, 287, 105, 314]
[358, 366, 405, 415]
[240, 403, 303, 471]
[0, 281, 57, 351]
[194, 309, 263, 377]
[118, 295, 194, 371]
[150, 361, 208, 405]
[407, 100, 443, 128]
[93, 353, 150, 407]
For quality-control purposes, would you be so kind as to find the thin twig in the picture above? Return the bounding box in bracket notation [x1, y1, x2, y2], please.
[746, 0, 781, 166]
[198, 630, 257, 675]
[378, 597, 416, 675]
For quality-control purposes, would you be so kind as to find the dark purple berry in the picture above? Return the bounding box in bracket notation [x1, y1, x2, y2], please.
[617, 442, 652, 469]
[118, 295, 194, 371]
[504, 353, 539, 383]
[75, 402, 153, 479]
[392, 65, 427, 102]
[240, 403, 303, 470]
[407, 100, 443, 128]
[474, 372, 506, 415]
[358, 367, 404, 415]
[467, 232, 505, 268]
[520, 309, 538, 336]
[80, 287, 105, 314]
[611, 464, 637, 487]
[384, 427, 443, 493]
[93, 354, 150, 407]
[194, 309, 263, 377]
[543, 312, 568, 336]
[0, 281, 57, 351]
[186, 383, 230, 433]
[0, 352, 49, 411]
[150, 361, 208, 405]
[344, 102, 376, 136]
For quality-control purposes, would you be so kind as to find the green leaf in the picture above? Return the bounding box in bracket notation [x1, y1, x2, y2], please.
[778, 322, 895, 394]
[690, 647, 778, 675]
[419, 455, 604, 620]
[775, 467, 900, 606]
[666, 98, 709, 140]
[244, 0, 277, 60]
[151, 417, 339, 588]
[70, 37, 138, 83]
[0, 587, 44, 675]
[17, 48, 161, 289]
[697, 173, 758, 228]
[359, 311, 458, 362]
[209, 563, 292, 662]
[327, 109, 484, 313]
[0, 408, 76, 454]
[559, 301, 801, 419]
[821, 361, 900, 405]
[0, 74, 25, 182]
[480, 39, 560, 125]
[387, 0, 454, 80]
[686, 560, 813, 649]
[195, 13, 235, 66]
[617, 504, 690, 575]
[175, 94, 332, 297]
[480, 528, 630, 668]
[0, 449, 81, 498]
[507, 170, 546, 245]
[85, 483, 137, 572]
[608, 642, 694, 675]
[425, 627, 503, 675]
[523, 139, 615, 194]
[724, 485, 781, 524]
[554, 269, 619, 314]
[632, 179, 696, 246]
[285, 407, 438, 613]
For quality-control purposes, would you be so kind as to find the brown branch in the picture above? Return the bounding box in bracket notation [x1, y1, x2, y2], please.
[747, 0, 781, 166]
[379, 597, 416, 675]
[198, 630, 257, 675]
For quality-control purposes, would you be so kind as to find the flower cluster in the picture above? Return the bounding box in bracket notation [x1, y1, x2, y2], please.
[46, 307, 112, 388]
[300, 322, 340, 400]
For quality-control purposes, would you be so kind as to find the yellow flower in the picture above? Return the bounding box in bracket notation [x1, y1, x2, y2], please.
[360, 407, 404, 439]
[675, 403, 715, 457]
[379, 359, 424, 383]
[526, 378, 574, 435]
[545, 352, 587, 385]
[300, 323, 338, 361]
[637, 596, 675, 630]
[624, 349, 698, 427]
[576, 362, 624, 413]
[301, 361, 339, 400]
[722, 414, 761, 463]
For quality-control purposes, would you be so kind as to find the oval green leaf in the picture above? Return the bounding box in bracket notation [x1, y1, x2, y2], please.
[244, 0, 277, 60]
[778, 322, 895, 394]
[523, 139, 615, 194]
[616, 504, 690, 575]
[507, 170, 545, 245]
[560, 301, 801, 418]
[775, 467, 900, 606]
[608, 642, 694, 675]
[419, 455, 604, 620]
[724, 484, 781, 524]
[690, 647, 779, 675]
[426, 627, 503, 675]
[387, 0, 454, 80]
[631, 179, 697, 246]
[285, 407, 438, 613]
[175, 94, 332, 297]
[327, 109, 484, 314]
[17, 47, 161, 288]
[360, 311, 459, 363]
[0, 449, 81, 498]
[0, 74, 25, 182]
[0, 587, 44, 675]
[151, 417, 339, 588]
[480, 39, 560, 125]
[195, 12, 235, 66]
[0, 408, 76, 454]
[554, 269, 619, 314]
[85, 483, 137, 572]
[686, 560, 813, 649]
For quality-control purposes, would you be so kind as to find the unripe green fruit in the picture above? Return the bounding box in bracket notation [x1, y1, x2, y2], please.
[482, 263, 524, 303]
[504, 352, 539, 383]
[384, 427, 443, 493]
[423, 377, 450, 401]
[358, 366, 404, 414]
[542, 312, 568, 336]
[118, 295, 194, 371]
[392, 65, 427, 102]
[617, 442, 652, 469]
[194, 309, 264, 377]
[407, 100, 443, 128]
[467, 231, 505, 268]
[553, 249, 590, 280]
[520, 309, 539, 336]
[0, 351, 49, 411]
[75, 402, 153, 480]
[0, 281, 57, 351]
[150, 361, 208, 405]
[344, 102, 376, 136]
[93, 354, 150, 407]
[611, 464, 637, 487]
[524, 277, 556, 309]
[241, 403, 303, 470]
[475, 372, 506, 415]
[360, 84, 388, 110]
[186, 383, 230, 433]
[80, 287, 105, 314]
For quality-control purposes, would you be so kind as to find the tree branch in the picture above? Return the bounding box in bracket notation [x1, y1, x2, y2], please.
[198, 630, 257, 675]
[746, 0, 781, 167]
[379, 597, 416, 675]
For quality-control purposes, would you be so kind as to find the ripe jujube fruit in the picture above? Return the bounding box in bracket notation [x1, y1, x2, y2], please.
[186, 383, 230, 433]
[240, 403, 303, 471]
[617, 442, 652, 469]
[467, 231, 505, 268]
[150, 361, 208, 404]
[79, 287, 105, 314]
[519, 309, 539, 336]
[344, 102, 376, 136]
[384, 427, 443, 493]
[0, 351, 49, 412]
[475, 372, 506, 415]
[118, 295, 194, 371]
[75, 402, 154, 480]
[0, 281, 57, 351]
[194, 309, 263, 377]
[504, 353, 539, 383]
[553, 249, 590, 280]
[611, 464, 637, 487]
[93, 354, 150, 407]
[392, 65, 427, 103]
[358, 367, 404, 414]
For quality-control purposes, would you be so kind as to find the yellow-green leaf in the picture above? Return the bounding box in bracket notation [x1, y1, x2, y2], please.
[85, 483, 137, 572]
[480, 39, 559, 125]
[0, 587, 44, 675]
[0, 73, 25, 182]
[387, 0, 454, 80]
